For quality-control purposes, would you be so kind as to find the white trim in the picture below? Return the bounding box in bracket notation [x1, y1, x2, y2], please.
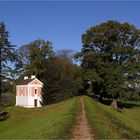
[28, 85, 43, 87]
[30, 86, 31, 96]
[25, 86, 26, 96]
[28, 86, 29, 96]
[28, 78, 43, 85]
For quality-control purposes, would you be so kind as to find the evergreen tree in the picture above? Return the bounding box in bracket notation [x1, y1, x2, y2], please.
[0, 22, 16, 101]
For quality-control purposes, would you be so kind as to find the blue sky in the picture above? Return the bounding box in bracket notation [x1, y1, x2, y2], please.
[0, 1, 140, 52]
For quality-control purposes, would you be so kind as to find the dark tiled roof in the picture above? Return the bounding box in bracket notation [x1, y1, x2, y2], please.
[16, 78, 35, 85]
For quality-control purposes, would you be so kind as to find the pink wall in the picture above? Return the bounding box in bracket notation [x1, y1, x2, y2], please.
[17, 87, 25, 96]
[16, 79, 42, 97]
[30, 79, 41, 85]
[31, 87, 41, 97]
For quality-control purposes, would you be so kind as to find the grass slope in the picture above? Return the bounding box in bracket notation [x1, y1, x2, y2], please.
[0, 97, 79, 139]
[1, 96, 140, 139]
[84, 96, 140, 139]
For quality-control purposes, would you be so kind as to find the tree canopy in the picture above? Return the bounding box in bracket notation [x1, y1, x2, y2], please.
[41, 56, 82, 104]
[77, 20, 140, 106]
[15, 39, 53, 78]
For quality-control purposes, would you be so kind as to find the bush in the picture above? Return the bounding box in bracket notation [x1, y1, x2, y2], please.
[0, 112, 9, 121]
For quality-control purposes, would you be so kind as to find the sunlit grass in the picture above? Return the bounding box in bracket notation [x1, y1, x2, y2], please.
[84, 96, 140, 139]
[0, 97, 80, 139]
[1, 95, 140, 139]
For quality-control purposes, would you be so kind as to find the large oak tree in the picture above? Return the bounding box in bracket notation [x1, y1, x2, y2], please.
[78, 20, 140, 108]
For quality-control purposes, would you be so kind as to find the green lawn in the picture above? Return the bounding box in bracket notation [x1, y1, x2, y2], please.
[84, 96, 140, 139]
[0, 97, 80, 139]
[1, 96, 140, 139]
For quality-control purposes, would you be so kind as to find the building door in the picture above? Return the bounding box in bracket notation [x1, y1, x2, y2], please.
[34, 99, 37, 107]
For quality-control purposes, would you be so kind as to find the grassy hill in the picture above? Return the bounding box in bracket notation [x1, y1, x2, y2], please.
[0, 96, 140, 139]
[0, 97, 79, 139]
[84, 96, 140, 139]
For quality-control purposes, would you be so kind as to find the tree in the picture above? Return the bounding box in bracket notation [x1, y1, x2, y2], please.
[16, 39, 53, 79]
[56, 49, 76, 63]
[16, 43, 82, 104]
[28, 39, 53, 79]
[42, 56, 82, 104]
[15, 44, 30, 76]
[0, 22, 16, 101]
[78, 20, 140, 108]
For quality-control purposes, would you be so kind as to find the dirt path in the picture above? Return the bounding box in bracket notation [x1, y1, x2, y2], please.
[71, 96, 94, 140]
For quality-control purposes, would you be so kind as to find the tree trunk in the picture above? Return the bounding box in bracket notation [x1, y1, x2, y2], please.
[99, 93, 103, 102]
[111, 98, 118, 109]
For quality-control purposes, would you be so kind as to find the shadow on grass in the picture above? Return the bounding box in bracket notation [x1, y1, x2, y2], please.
[91, 95, 140, 109]
[117, 101, 140, 109]
[101, 99, 140, 109]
